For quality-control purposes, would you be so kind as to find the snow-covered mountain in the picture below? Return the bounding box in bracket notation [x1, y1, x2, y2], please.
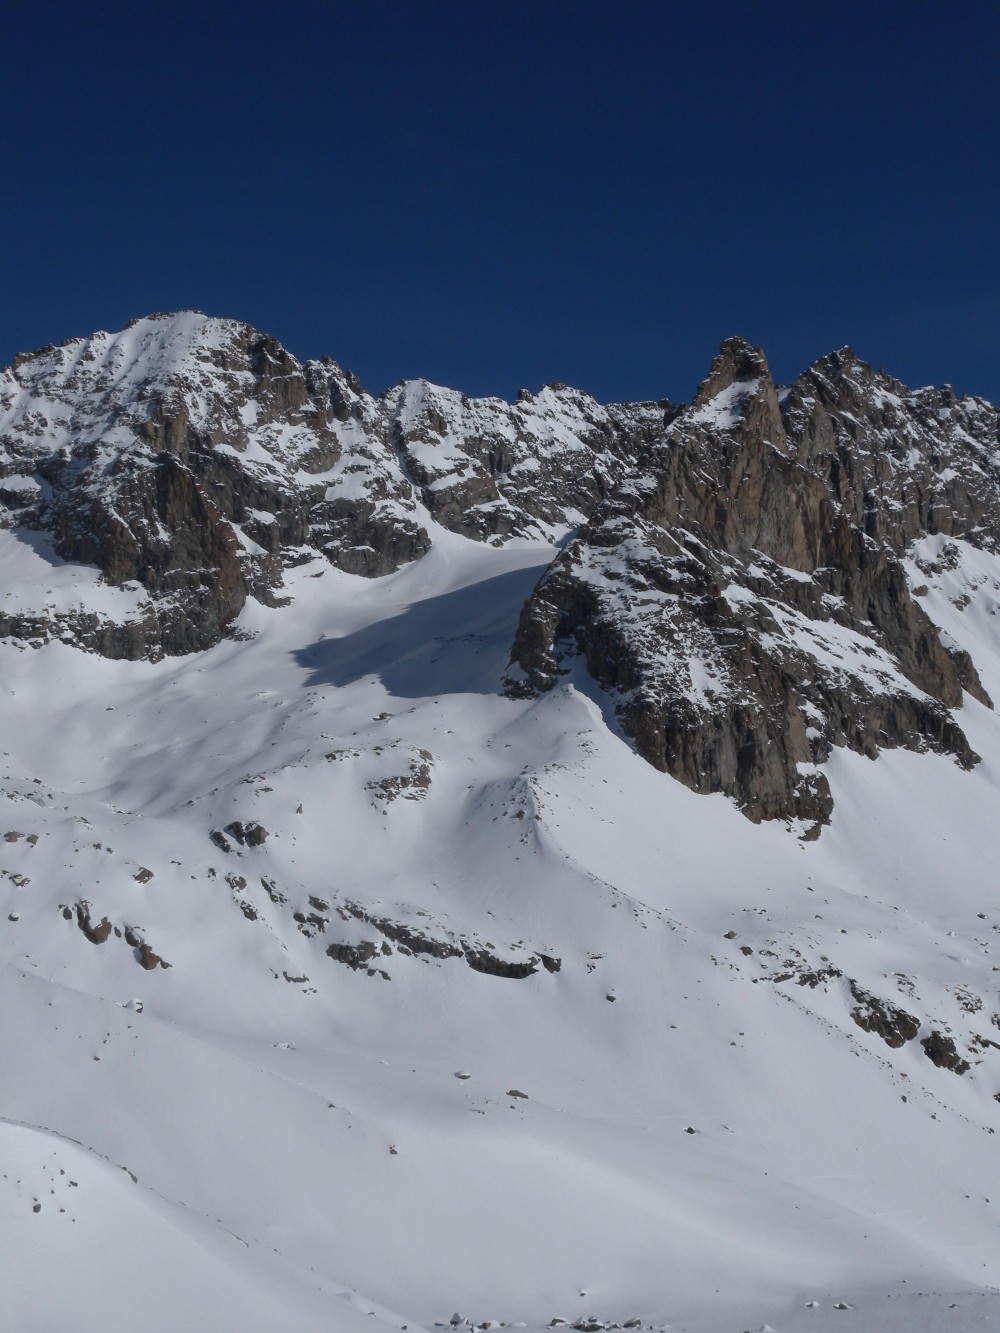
[3, 313, 1000, 1332]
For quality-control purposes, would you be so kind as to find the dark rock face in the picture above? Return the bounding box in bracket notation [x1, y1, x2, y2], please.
[332, 898, 560, 978]
[921, 1030, 971, 1074]
[384, 378, 668, 541]
[0, 313, 664, 659]
[71, 901, 112, 944]
[850, 982, 920, 1048]
[326, 940, 380, 970]
[462, 948, 540, 980]
[224, 821, 268, 847]
[123, 926, 171, 970]
[0, 317, 329, 657]
[506, 338, 996, 828]
[61, 901, 169, 968]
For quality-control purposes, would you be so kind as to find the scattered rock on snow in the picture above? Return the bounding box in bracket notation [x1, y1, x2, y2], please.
[70, 901, 112, 944]
[225, 820, 269, 846]
[921, 1031, 971, 1074]
[850, 982, 919, 1048]
[326, 941, 379, 970]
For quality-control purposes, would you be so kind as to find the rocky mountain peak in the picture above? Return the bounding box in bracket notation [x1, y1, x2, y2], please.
[692, 335, 772, 406]
[0, 313, 663, 656]
[2, 315, 998, 833]
[688, 336, 786, 456]
[506, 336, 994, 832]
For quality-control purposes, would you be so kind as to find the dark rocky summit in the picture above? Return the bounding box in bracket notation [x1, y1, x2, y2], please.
[505, 338, 997, 829]
[3, 313, 998, 828]
[0, 312, 662, 657]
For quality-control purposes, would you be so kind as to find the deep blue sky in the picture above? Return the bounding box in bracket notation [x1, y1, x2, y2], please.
[3, 2, 998, 405]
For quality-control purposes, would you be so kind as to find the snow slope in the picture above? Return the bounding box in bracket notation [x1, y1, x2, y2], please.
[2, 320, 1000, 1331]
[2, 529, 1000, 1332]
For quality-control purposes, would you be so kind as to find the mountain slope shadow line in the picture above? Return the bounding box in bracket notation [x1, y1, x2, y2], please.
[292, 564, 545, 699]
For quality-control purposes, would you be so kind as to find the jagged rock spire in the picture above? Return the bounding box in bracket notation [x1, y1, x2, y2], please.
[693, 335, 773, 409]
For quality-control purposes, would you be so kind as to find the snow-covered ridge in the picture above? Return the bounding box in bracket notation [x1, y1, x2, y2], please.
[4, 315, 1000, 828]
[0, 312, 668, 657]
[507, 336, 1000, 828]
[4, 317, 1000, 1331]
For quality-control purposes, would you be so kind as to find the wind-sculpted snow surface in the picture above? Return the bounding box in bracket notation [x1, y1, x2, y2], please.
[3, 318, 1000, 1331]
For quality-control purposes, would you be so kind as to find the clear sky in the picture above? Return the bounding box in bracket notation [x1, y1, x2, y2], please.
[3, 1, 998, 406]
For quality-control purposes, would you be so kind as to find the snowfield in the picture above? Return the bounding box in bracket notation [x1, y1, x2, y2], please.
[2, 314, 1000, 1331]
[2, 528, 1000, 1333]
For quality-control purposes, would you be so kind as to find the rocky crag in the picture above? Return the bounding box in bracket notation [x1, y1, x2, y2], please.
[506, 338, 999, 828]
[2, 313, 998, 828]
[0, 312, 662, 656]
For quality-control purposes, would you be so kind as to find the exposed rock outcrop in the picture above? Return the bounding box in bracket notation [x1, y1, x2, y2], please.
[0, 313, 664, 658]
[850, 982, 920, 1048]
[506, 338, 995, 828]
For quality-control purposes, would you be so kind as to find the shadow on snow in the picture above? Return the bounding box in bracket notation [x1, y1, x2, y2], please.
[292, 565, 544, 699]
